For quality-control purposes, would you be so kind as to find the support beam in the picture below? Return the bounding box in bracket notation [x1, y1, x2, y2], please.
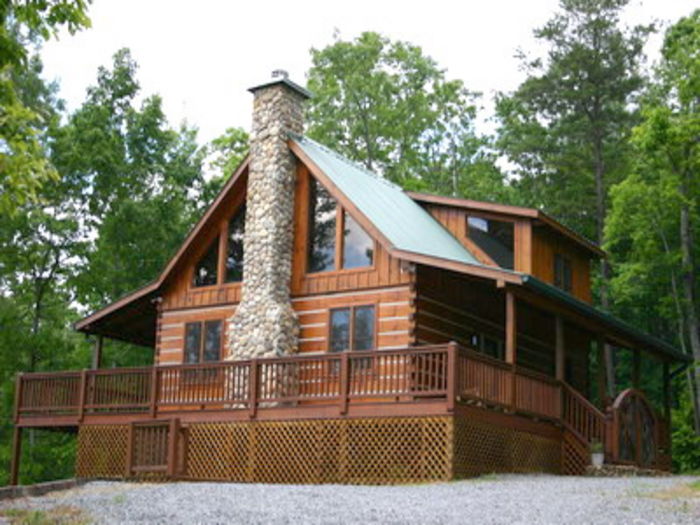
[91, 335, 103, 370]
[602, 337, 616, 399]
[662, 362, 671, 422]
[596, 340, 607, 408]
[505, 291, 517, 365]
[9, 426, 22, 486]
[555, 316, 565, 382]
[632, 349, 641, 389]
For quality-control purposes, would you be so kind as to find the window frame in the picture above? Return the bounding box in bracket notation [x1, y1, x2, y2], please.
[553, 253, 573, 293]
[465, 213, 516, 270]
[183, 319, 225, 364]
[306, 178, 376, 275]
[327, 304, 378, 371]
[189, 203, 246, 290]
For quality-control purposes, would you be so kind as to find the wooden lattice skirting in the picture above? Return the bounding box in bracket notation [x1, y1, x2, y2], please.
[76, 411, 567, 484]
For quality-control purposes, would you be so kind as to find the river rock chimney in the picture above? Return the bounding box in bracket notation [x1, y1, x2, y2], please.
[227, 74, 310, 360]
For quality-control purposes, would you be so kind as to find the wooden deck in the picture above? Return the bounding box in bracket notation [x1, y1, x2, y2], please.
[12, 344, 670, 474]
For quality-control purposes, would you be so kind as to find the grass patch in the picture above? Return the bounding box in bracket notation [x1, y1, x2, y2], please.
[0, 506, 91, 524]
[647, 480, 700, 501]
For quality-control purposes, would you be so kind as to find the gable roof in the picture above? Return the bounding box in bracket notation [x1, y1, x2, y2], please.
[289, 135, 481, 267]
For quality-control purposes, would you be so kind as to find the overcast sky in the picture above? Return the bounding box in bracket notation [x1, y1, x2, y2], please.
[40, 0, 697, 144]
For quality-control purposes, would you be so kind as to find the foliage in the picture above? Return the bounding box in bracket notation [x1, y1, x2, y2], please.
[672, 389, 700, 473]
[0, 0, 91, 216]
[51, 49, 206, 310]
[495, 0, 652, 243]
[306, 31, 510, 202]
[202, 126, 249, 204]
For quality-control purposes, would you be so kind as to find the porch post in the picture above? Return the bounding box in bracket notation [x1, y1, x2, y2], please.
[631, 349, 641, 389]
[555, 316, 565, 382]
[601, 336, 616, 400]
[505, 291, 517, 365]
[596, 340, 607, 408]
[91, 335, 103, 370]
[9, 426, 22, 486]
[662, 361, 671, 422]
[505, 291, 517, 410]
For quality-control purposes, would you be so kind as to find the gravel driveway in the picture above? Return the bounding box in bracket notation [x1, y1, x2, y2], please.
[1, 475, 698, 524]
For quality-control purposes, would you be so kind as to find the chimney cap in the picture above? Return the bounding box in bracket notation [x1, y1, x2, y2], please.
[248, 73, 312, 100]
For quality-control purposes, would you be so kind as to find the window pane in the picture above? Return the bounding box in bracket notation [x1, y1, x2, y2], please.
[330, 309, 350, 352]
[467, 216, 514, 269]
[193, 239, 219, 287]
[554, 254, 573, 292]
[342, 212, 374, 269]
[307, 178, 337, 273]
[353, 306, 375, 351]
[203, 321, 222, 362]
[225, 205, 245, 283]
[184, 323, 202, 363]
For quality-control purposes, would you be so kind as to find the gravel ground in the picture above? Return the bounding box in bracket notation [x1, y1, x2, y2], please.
[1, 475, 698, 524]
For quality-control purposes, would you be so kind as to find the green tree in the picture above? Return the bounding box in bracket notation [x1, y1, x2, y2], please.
[606, 9, 700, 438]
[202, 126, 249, 204]
[52, 49, 207, 310]
[306, 31, 508, 200]
[495, 0, 653, 305]
[0, 0, 91, 215]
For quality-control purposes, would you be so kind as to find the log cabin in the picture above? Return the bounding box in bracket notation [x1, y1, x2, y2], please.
[9, 75, 691, 485]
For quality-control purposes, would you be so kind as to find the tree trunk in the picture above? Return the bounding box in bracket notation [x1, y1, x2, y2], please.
[593, 135, 616, 399]
[679, 174, 700, 434]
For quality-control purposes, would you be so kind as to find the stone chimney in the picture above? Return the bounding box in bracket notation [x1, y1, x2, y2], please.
[227, 73, 310, 360]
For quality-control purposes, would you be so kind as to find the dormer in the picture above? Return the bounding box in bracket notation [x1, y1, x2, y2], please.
[408, 193, 604, 303]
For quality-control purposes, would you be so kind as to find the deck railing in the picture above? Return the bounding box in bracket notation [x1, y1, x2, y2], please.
[12, 343, 617, 454]
[15, 345, 454, 421]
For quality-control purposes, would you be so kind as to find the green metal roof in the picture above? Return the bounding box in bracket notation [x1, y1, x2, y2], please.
[291, 135, 481, 266]
[522, 275, 691, 362]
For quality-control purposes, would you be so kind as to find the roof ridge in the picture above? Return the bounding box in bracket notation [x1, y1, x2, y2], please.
[290, 134, 402, 192]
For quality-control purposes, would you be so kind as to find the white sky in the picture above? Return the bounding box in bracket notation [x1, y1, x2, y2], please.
[40, 0, 697, 144]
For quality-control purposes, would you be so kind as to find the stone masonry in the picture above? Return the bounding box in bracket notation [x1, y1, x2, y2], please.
[227, 79, 308, 360]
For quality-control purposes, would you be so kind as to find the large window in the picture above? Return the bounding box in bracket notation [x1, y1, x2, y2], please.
[193, 240, 219, 287]
[467, 216, 515, 270]
[329, 305, 376, 353]
[342, 211, 374, 269]
[554, 253, 572, 292]
[184, 320, 223, 363]
[192, 205, 246, 288]
[307, 178, 337, 273]
[225, 205, 246, 283]
[307, 178, 374, 273]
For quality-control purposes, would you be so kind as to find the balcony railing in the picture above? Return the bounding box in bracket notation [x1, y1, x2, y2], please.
[13, 343, 671, 470]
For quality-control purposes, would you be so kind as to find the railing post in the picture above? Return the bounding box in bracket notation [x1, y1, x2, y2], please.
[510, 366, 517, 412]
[339, 352, 350, 415]
[149, 366, 159, 418]
[78, 369, 88, 422]
[13, 373, 23, 424]
[249, 359, 259, 419]
[167, 418, 180, 478]
[447, 342, 457, 412]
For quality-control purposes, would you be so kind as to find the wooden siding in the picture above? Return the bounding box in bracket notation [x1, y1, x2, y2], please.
[423, 203, 592, 303]
[531, 226, 592, 303]
[156, 286, 413, 365]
